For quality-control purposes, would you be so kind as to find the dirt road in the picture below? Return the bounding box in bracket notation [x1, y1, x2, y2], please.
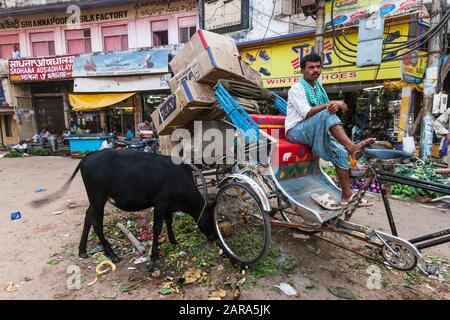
[0, 156, 449, 300]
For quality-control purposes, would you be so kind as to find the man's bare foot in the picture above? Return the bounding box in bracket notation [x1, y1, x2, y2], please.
[348, 138, 376, 160]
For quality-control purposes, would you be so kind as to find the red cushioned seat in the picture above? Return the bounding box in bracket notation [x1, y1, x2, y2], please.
[249, 114, 316, 164]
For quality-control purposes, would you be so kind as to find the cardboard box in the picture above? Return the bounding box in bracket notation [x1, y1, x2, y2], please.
[159, 135, 176, 156]
[170, 29, 240, 75]
[238, 60, 263, 87]
[175, 80, 215, 109]
[169, 48, 242, 92]
[151, 94, 210, 135]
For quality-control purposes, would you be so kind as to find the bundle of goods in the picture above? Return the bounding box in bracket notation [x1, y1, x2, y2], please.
[151, 29, 264, 146]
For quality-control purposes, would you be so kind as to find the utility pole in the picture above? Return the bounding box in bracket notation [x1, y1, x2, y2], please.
[419, 0, 443, 159]
[314, 0, 326, 62]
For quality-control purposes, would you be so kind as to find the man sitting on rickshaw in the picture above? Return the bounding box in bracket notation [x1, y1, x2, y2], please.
[285, 53, 375, 210]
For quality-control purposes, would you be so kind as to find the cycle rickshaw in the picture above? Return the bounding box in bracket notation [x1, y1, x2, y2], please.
[191, 80, 450, 271]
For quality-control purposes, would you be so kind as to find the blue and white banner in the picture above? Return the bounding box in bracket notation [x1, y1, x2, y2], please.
[73, 48, 169, 77]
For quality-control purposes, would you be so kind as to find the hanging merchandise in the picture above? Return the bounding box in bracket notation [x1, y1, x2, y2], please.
[353, 88, 399, 143]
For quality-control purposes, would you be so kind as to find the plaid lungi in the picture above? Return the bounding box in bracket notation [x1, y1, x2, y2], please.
[286, 109, 350, 169]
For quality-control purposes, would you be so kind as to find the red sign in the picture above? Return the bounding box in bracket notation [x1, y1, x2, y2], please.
[9, 55, 75, 81]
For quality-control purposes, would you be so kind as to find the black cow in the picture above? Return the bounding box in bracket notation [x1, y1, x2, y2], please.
[32, 149, 216, 271]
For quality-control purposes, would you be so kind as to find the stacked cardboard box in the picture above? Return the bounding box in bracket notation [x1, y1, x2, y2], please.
[151, 29, 262, 136]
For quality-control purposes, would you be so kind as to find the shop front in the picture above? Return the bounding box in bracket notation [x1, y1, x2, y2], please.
[71, 48, 172, 138]
[8, 55, 75, 139]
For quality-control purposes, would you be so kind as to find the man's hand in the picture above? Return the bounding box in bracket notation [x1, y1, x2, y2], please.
[327, 103, 339, 114]
[446, 132, 450, 141]
[330, 100, 348, 112]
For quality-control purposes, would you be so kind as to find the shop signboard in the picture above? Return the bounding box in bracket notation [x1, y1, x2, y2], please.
[400, 50, 427, 84]
[9, 55, 75, 81]
[325, 0, 422, 30]
[73, 49, 169, 77]
[240, 23, 408, 88]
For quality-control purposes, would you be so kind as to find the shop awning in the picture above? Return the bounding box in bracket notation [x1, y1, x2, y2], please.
[69, 92, 136, 111]
[0, 107, 14, 114]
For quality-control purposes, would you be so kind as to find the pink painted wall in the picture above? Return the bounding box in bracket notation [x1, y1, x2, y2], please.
[0, 10, 198, 58]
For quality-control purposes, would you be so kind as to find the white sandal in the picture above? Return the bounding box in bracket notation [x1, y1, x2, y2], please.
[311, 193, 342, 211]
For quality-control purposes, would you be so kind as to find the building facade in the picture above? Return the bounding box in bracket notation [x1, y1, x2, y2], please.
[0, 0, 199, 144]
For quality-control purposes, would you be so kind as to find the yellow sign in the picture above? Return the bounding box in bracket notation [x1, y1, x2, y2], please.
[240, 24, 409, 88]
[401, 50, 427, 84]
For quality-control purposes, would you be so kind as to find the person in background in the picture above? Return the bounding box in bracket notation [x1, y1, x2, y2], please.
[125, 127, 134, 141]
[100, 138, 113, 150]
[11, 46, 20, 59]
[433, 107, 450, 168]
[39, 127, 50, 144]
[62, 128, 70, 145]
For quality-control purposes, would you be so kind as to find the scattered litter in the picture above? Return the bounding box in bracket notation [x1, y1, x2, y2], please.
[217, 265, 224, 271]
[104, 291, 118, 299]
[127, 267, 137, 270]
[64, 200, 79, 209]
[116, 222, 146, 255]
[133, 256, 148, 265]
[3, 282, 17, 292]
[121, 282, 138, 293]
[183, 267, 202, 284]
[292, 233, 310, 240]
[159, 287, 175, 295]
[175, 211, 185, 217]
[24, 277, 32, 282]
[274, 283, 297, 296]
[88, 244, 103, 255]
[151, 270, 161, 277]
[47, 258, 59, 265]
[64, 234, 69, 237]
[237, 277, 246, 286]
[52, 211, 64, 215]
[158, 278, 179, 295]
[87, 260, 117, 287]
[327, 286, 355, 299]
[208, 288, 227, 300]
[306, 244, 321, 255]
[10, 211, 21, 220]
[218, 249, 223, 255]
[126, 220, 133, 228]
[419, 204, 435, 209]
[35, 188, 46, 193]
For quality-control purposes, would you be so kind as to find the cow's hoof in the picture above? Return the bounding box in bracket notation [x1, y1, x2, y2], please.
[79, 252, 89, 259]
[146, 261, 160, 272]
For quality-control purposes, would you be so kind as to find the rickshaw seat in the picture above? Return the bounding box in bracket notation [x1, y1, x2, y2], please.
[249, 114, 316, 164]
[364, 148, 411, 160]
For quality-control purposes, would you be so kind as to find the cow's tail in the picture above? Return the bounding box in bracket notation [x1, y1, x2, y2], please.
[31, 160, 83, 208]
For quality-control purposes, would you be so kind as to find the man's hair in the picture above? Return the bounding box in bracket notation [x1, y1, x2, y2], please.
[300, 53, 322, 69]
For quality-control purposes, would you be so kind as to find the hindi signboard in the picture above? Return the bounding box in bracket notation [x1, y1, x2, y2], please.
[9, 55, 75, 81]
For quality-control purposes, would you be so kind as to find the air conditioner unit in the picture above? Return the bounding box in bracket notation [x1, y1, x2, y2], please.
[300, 0, 316, 17]
[274, 0, 293, 17]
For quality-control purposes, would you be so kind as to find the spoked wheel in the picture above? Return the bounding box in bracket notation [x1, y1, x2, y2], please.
[214, 182, 271, 266]
[186, 163, 208, 201]
[381, 241, 418, 271]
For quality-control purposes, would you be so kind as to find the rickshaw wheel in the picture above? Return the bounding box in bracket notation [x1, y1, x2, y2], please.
[214, 182, 271, 266]
[381, 241, 418, 271]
